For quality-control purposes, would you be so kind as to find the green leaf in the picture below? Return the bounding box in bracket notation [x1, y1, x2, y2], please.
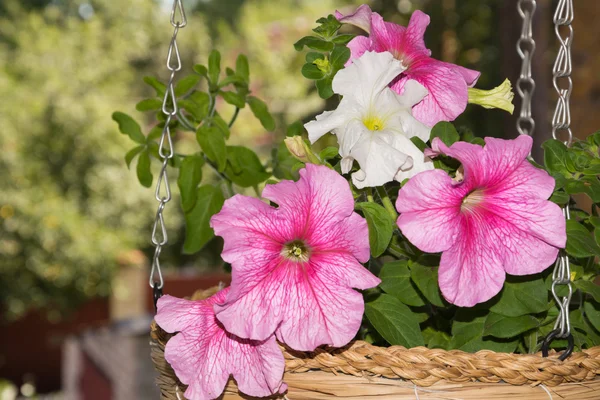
[312, 14, 342, 38]
[125, 145, 145, 169]
[483, 313, 539, 338]
[301, 63, 326, 80]
[330, 45, 350, 69]
[316, 75, 334, 99]
[355, 202, 394, 257]
[286, 120, 304, 137]
[247, 96, 276, 131]
[490, 277, 548, 317]
[235, 54, 250, 83]
[135, 98, 162, 112]
[422, 327, 451, 349]
[112, 112, 146, 144]
[450, 310, 519, 353]
[542, 139, 569, 175]
[550, 190, 570, 206]
[218, 74, 245, 88]
[183, 184, 225, 254]
[584, 300, 600, 332]
[378, 261, 425, 307]
[179, 91, 211, 121]
[566, 219, 600, 258]
[193, 64, 208, 77]
[305, 52, 324, 63]
[208, 50, 221, 84]
[365, 294, 424, 347]
[143, 76, 166, 96]
[175, 75, 201, 97]
[319, 146, 339, 161]
[196, 125, 227, 172]
[430, 122, 459, 146]
[409, 263, 445, 307]
[410, 136, 427, 152]
[224, 146, 270, 187]
[331, 34, 355, 45]
[293, 36, 334, 52]
[219, 91, 246, 108]
[212, 114, 231, 139]
[177, 155, 204, 212]
[272, 142, 299, 181]
[576, 280, 600, 303]
[136, 150, 152, 188]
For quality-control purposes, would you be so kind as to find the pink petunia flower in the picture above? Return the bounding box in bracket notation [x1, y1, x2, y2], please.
[210, 163, 380, 351]
[395, 135, 566, 307]
[155, 288, 287, 400]
[336, 6, 480, 127]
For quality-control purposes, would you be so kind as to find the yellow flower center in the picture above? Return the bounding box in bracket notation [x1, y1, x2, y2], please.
[282, 240, 310, 262]
[363, 115, 385, 131]
[461, 189, 485, 213]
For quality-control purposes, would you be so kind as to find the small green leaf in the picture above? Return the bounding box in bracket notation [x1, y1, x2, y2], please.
[576, 280, 600, 303]
[410, 136, 427, 152]
[584, 300, 600, 332]
[125, 145, 145, 169]
[490, 277, 548, 317]
[247, 96, 276, 131]
[319, 146, 339, 161]
[449, 310, 518, 353]
[312, 14, 342, 38]
[409, 263, 445, 307]
[330, 45, 350, 68]
[566, 219, 600, 258]
[224, 146, 270, 187]
[136, 150, 152, 188]
[218, 74, 245, 88]
[365, 294, 424, 347]
[316, 75, 334, 99]
[175, 75, 201, 97]
[542, 139, 570, 175]
[178, 155, 204, 212]
[208, 50, 221, 84]
[193, 64, 208, 77]
[331, 34, 355, 44]
[305, 52, 324, 63]
[378, 261, 425, 307]
[286, 120, 305, 137]
[422, 327, 451, 349]
[272, 142, 299, 181]
[143, 76, 166, 96]
[301, 63, 326, 80]
[550, 190, 570, 206]
[293, 36, 334, 52]
[212, 114, 231, 139]
[219, 91, 246, 108]
[430, 121, 459, 146]
[112, 112, 146, 144]
[356, 202, 394, 257]
[235, 54, 250, 83]
[483, 313, 539, 338]
[136, 98, 162, 112]
[183, 184, 225, 254]
[196, 125, 227, 172]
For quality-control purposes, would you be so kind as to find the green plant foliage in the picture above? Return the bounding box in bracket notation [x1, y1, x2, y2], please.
[365, 294, 424, 348]
[183, 185, 225, 254]
[355, 202, 395, 258]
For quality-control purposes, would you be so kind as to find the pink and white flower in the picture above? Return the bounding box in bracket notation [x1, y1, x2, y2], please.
[210, 164, 380, 351]
[336, 6, 480, 127]
[304, 51, 432, 189]
[155, 288, 286, 400]
[395, 135, 566, 307]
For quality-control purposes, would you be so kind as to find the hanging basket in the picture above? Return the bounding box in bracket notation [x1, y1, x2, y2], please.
[150, 287, 600, 400]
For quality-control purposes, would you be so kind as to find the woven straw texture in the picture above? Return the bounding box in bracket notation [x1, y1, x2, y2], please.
[150, 287, 600, 399]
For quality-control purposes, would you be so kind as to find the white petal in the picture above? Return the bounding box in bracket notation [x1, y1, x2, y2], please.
[332, 51, 405, 106]
[396, 79, 429, 108]
[338, 119, 368, 159]
[304, 98, 360, 143]
[341, 156, 354, 174]
[398, 109, 431, 142]
[392, 135, 434, 182]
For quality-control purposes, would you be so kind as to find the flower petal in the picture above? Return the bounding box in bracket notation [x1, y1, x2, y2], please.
[392, 134, 434, 182]
[396, 169, 465, 252]
[450, 64, 481, 87]
[428, 137, 485, 183]
[335, 4, 372, 33]
[156, 290, 286, 400]
[346, 35, 371, 65]
[404, 10, 432, 56]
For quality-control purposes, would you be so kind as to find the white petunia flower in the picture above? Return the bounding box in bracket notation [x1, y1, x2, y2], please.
[304, 51, 433, 189]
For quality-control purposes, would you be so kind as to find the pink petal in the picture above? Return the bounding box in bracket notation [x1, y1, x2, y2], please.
[427, 137, 485, 183]
[449, 63, 481, 87]
[335, 4, 373, 33]
[396, 169, 466, 253]
[156, 291, 286, 400]
[477, 135, 534, 189]
[438, 217, 506, 307]
[404, 10, 432, 56]
[346, 36, 371, 64]
[397, 59, 469, 126]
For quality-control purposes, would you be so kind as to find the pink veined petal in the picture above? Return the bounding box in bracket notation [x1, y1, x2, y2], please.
[399, 58, 469, 127]
[487, 159, 556, 202]
[438, 215, 507, 307]
[369, 13, 405, 54]
[448, 63, 481, 87]
[335, 4, 373, 33]
[427, 137, 485, 184]
[396, 169, 466, 253]
[156, 290, 286, 400]
[477, 135, 533, 189]
[311, 211, 371, 263]
[404, 10, 432, 56]
[345, 35, 371, 65]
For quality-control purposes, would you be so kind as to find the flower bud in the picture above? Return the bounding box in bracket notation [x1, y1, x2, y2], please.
[468, 78, 514, 114]
[284, 136, 321, 164]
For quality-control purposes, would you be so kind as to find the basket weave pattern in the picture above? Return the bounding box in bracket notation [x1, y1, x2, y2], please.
[150, 288, 600, 398]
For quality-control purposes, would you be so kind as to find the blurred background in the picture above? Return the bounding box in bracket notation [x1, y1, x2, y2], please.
[0, 0, 598, 398]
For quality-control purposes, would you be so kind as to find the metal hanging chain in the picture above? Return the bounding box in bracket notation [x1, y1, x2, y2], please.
[149, 0, 187, 307]
[516, 0, 536, 137]
[543, 0, 575, 361]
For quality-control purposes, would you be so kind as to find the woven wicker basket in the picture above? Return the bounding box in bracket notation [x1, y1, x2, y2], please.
[150, 287, 600, 399]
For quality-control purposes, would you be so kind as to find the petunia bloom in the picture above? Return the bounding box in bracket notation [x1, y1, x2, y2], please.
[396, 135, 566, 307]
[155, 288, 287, 400]
[210, 164, 380, 351]
[304, 51, 432, 189]
[337, 7, 480, 127]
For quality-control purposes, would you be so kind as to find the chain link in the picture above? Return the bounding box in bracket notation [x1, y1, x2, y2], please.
[550, 0, 574, 342]
[516, 0, 536, 137]
[149, 0, 187, 291]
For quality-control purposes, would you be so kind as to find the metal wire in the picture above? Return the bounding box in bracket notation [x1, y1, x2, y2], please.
[516, 0, 536, 137]
[149, 0, 187, 291]
[549, 0, 574, 342]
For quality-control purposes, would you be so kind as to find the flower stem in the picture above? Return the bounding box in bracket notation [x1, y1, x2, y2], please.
[366, 188, 374, 203]
[177, 110, 197, 131]
[387, 242, 405, 259]
[228, 107, 240, 128]
[376, 186, 398, 220]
